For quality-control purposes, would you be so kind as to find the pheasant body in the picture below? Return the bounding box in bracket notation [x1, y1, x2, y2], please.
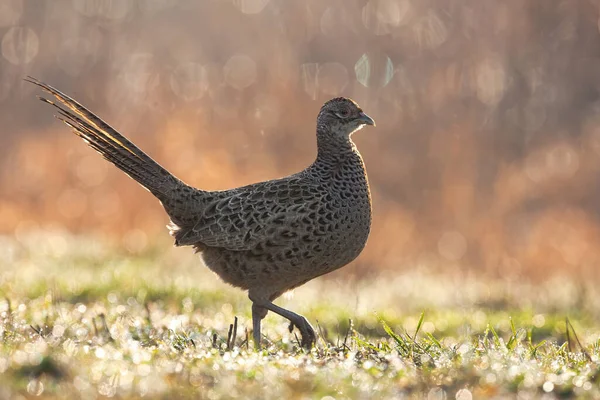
[196, 150, 371, 297]
[27, 77, 375, 348]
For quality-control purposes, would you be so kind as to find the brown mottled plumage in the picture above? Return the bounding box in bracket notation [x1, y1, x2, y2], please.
[26, 77, 375, 349]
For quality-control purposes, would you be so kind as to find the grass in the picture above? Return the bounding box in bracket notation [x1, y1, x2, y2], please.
[1, 231, 600, 398]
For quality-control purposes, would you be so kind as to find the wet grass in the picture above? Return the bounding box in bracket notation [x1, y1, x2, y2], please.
[1, 232, 600, 398]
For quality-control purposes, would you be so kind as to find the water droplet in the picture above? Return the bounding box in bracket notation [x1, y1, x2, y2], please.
[542, 381, 554, 393]
[355, 52, 394, 88]
[1, 26, 39, 65]
[455, 388, 472, 400]
[427, 387, 447, 400]
[98, 381, 117, 397]
[27, 379, 44, 396]
[224, 54, 257, 90]
[52, 325, 66, 338]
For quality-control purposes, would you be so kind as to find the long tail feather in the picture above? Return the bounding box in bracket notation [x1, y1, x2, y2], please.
[25, 76, 180, 198]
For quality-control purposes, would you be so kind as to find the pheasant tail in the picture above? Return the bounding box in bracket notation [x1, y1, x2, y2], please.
[24, 77, 183, 201]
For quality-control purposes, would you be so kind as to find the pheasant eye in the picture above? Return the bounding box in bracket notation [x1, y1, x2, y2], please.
[335, 108, 350, 118]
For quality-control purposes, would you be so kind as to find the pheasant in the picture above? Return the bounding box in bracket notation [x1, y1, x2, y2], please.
[26, 77, 375, 349]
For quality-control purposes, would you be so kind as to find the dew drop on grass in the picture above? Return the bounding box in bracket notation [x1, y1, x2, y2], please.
[427, 387, 446, 400]
[52, 324, 65, 338]
[455, 388, 472, 400]
[95, 347, 106, 359]
[27, 379, 44, 395]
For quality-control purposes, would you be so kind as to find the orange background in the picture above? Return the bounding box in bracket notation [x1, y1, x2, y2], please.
[2, 0, 600, 280]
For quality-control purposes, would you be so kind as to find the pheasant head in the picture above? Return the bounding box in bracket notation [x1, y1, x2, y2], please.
[316, 97, 375, 140]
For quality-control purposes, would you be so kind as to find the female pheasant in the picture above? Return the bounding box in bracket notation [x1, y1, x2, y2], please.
[26, 77, 375, 349]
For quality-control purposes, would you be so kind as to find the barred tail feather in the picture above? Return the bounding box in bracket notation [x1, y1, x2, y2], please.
[25, 76, 180, 198]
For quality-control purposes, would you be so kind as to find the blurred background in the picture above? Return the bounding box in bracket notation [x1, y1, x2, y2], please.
[2, 0, 600, 281]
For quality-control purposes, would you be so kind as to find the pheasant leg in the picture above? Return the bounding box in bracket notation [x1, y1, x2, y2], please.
[252, 304, 268, 349]
[253, 300, 316, 349]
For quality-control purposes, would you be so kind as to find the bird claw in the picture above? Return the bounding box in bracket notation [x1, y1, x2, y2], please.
[296, 318, 316, 349]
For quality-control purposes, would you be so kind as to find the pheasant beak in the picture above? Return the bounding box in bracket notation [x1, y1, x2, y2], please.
[357, 112, 376, 127]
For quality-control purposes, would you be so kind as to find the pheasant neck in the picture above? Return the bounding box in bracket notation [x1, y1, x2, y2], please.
[315, 131, 357, 165]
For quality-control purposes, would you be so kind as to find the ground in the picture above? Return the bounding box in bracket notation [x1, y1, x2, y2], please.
[0, 232, 599, 399]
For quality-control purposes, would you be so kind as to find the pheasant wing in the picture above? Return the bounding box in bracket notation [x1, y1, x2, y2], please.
[173, 178, 323, 251]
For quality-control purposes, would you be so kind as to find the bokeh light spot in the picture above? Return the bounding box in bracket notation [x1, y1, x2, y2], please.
[475, 57, 507, 106]
[427, 387, 446, 400]
[438, 231, 467, 261]
[355, 52, 394, 88]
[27, 379, 43, 396]
[109, 53, 161, 109]
[525, 144, 579, 183]
[224, 54, 257, 90]
[455, 388, 472, 400]
[546, 143, 579, 179]
[413, 10, 447, 50]
[122, 53, 160, 95]
[532, 314, 545, 328]
[123, 229, 148, 254]
[170, 62, 209, 101]
[232, 0, 270, 14]
[1, 26, 39, 65]
[362, 0, 410, 35]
